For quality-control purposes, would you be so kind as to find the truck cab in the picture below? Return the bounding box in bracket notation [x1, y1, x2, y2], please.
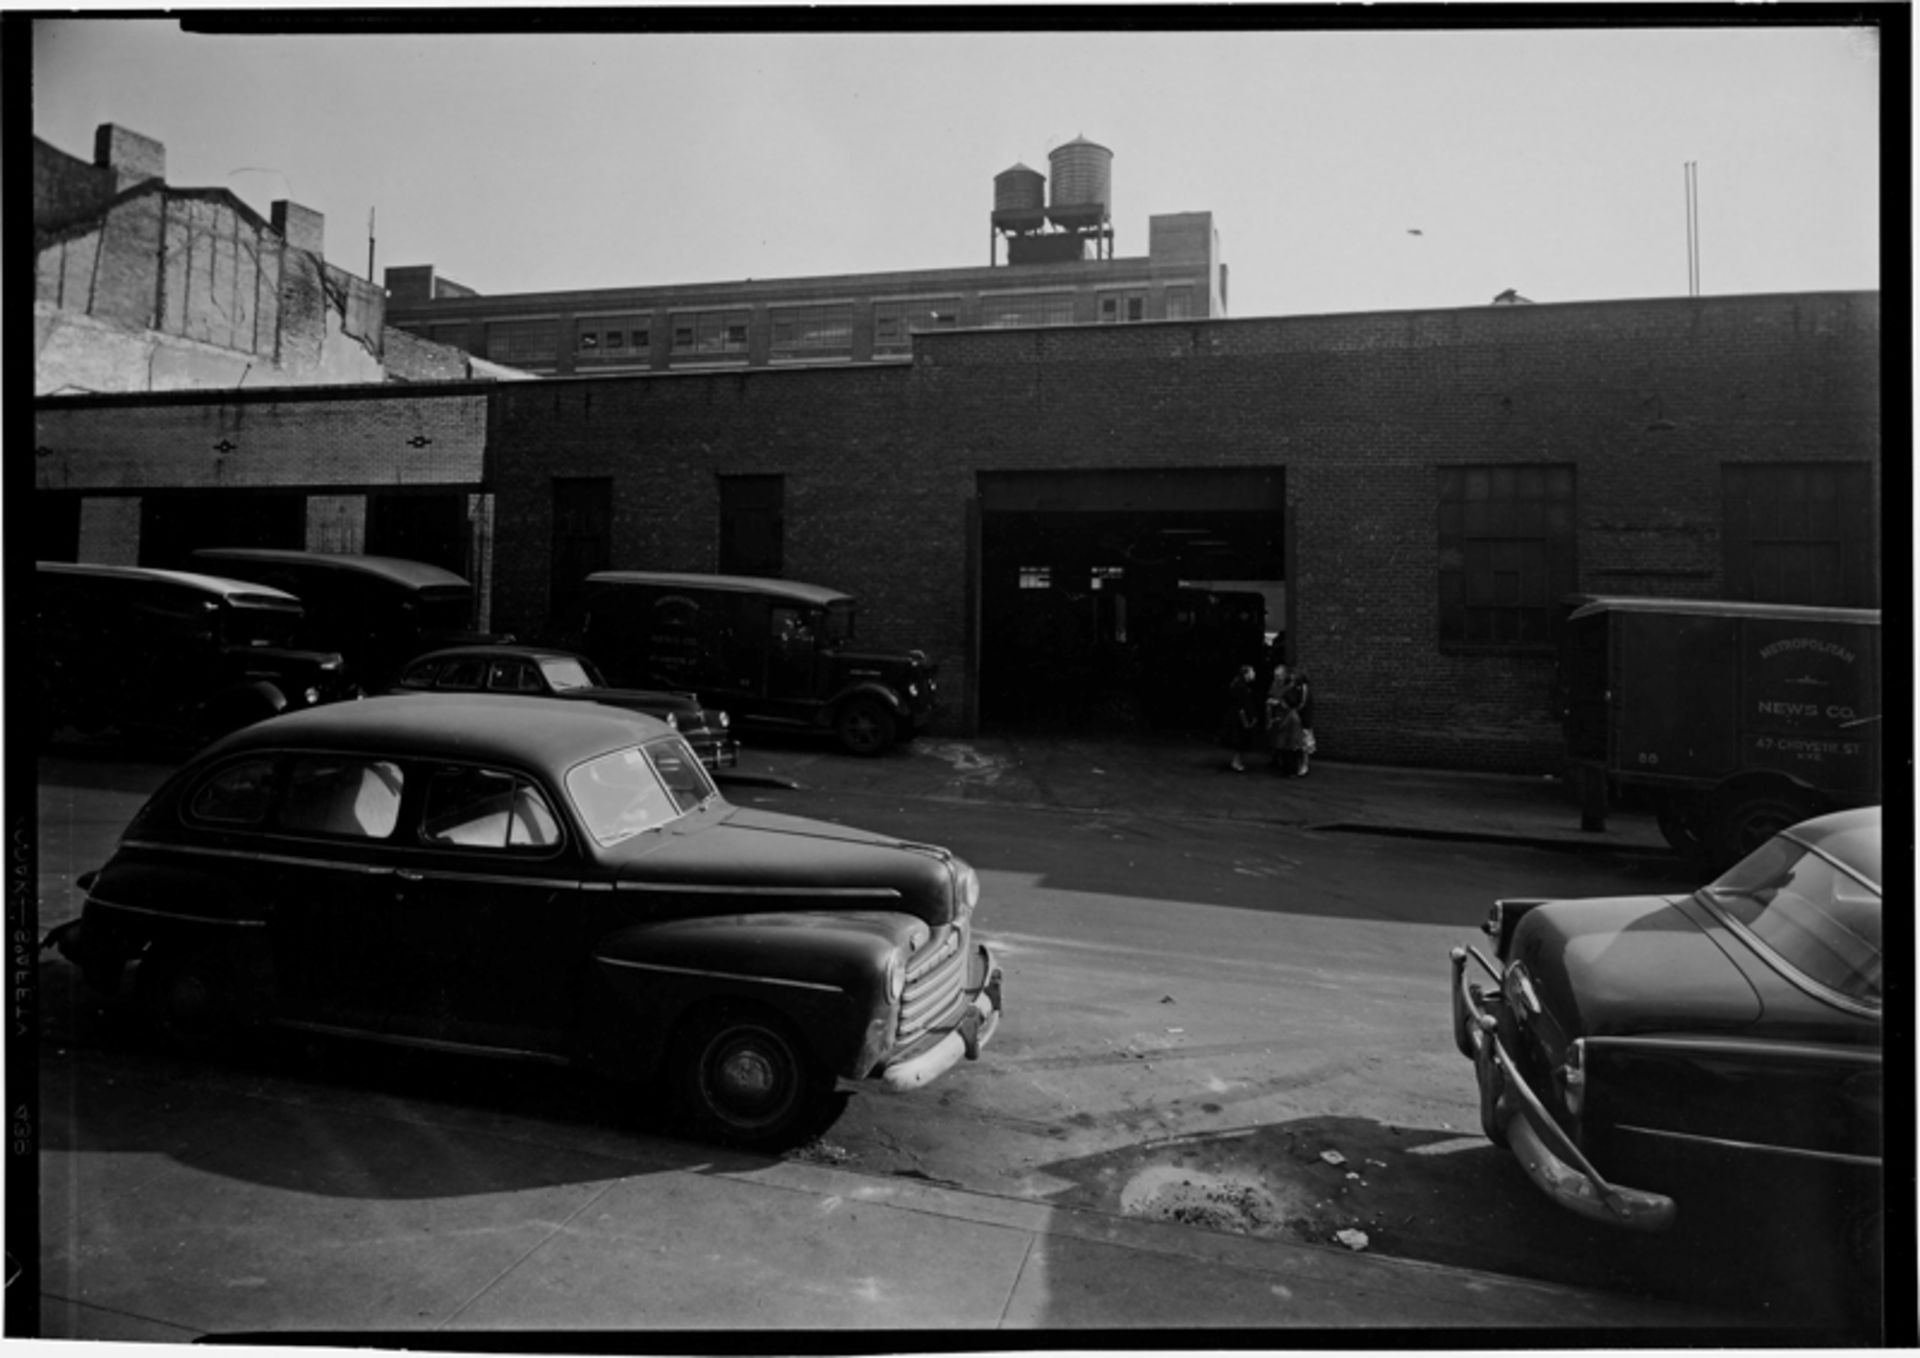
[569, 572, 938, 756]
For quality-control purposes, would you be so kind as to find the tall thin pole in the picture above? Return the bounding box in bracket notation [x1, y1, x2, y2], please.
[1690, 163, 1701, 296]
[368, 207, 377, 283]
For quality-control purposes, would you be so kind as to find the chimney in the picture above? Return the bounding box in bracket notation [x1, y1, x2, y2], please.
[272, 200, 325, 257]
[93, 123, 165, 193]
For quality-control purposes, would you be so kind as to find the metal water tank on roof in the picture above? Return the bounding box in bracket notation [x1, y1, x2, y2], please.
[1048, 136, 1112, 216]
[994, 162, 1046, 213]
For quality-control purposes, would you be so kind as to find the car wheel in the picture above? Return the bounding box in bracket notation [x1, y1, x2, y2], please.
[1655, 802, 1708, 858]
[135, 946, 234, 1054]
[674, 1004, 832, 1148]
[1707, 787, 1822, 870]
[835, 698, 897, 757]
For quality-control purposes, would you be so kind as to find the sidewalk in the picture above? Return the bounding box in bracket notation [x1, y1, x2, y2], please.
[723, 732, 1674, 858]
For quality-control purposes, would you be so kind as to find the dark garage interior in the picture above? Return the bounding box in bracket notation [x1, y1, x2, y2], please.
[977, 468, 1286, 733]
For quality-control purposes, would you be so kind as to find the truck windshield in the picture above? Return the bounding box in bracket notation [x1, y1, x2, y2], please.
[538, 656, 598, 692]
[221, 603, 304, 649]
[824, 600, 855, 645]
[1698, 837, 1881, 1006]
[566, 737, 716, 846]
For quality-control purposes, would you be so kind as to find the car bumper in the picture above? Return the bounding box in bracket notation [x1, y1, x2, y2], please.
[878, 942, 1002, 1092]
[1450, 946, 1677, 1232]
[691, 735, 739, 771]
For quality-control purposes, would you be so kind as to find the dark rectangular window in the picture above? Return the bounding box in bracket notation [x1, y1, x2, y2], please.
[485, 319, 558, 365]
[576, 314, 650, 363]
[984, 291, 1075, 328]
[720, 474, 784, 576]
[1723, 463, 1877, 607]
[1437, 464, 1576, 651]
[769, 303, 853, 361]
[671, 309, 751, 360]
[873, 297, 960, 356]
[550, 477, 613, 630]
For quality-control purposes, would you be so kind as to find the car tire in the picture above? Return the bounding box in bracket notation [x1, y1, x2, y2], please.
[1707, 787, 1822, 871]
[1655, 802, 1708, 859]
[674, 1004, 833, 1149]
[135, 946, 235, 1055]
[835, 698, 897, 757]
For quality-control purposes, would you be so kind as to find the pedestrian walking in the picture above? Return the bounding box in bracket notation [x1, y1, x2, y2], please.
[1266, 663, 1310, 776]
[1222, 664, 1262, 772]
[1293, 667, 1316, 775]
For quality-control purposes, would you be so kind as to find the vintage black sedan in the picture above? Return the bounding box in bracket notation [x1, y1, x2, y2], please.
[1450, 807, 1881, 1248]
[390, 644, 737, 772]
[51, 695, 1001, 1147]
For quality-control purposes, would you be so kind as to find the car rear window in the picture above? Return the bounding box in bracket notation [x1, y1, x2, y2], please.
[1702, 838, 1881, 1005]
[187, 757, 279, 826]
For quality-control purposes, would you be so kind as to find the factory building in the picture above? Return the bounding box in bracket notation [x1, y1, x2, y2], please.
[384, 138, 1229, 375]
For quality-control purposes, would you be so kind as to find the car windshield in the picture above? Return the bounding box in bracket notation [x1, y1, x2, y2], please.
[565, 737, 716, 846]
[221, 602, 304, 649]
[824, 600, 855, 645]
[538, 656, 598, 692]
[1698, 835, 1882, 1005]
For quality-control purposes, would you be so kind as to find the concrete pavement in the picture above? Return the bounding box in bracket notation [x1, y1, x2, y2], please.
[37, 735, 1755, 1341]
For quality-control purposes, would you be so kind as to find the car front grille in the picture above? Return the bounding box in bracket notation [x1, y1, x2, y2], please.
[896, 924, 968, 1043]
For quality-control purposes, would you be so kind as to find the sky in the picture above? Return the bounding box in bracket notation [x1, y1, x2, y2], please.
[30, 16, 1885, 320]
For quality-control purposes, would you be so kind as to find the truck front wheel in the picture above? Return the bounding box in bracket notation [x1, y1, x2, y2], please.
[835, 697, 897, 757]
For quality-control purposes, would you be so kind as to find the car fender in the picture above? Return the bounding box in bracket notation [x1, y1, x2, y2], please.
[588, 910, 920, 1078]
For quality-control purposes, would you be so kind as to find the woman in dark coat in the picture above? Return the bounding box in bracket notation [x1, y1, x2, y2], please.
[1224, 665, 1262, 772]
[1267, 664, 1310, 776]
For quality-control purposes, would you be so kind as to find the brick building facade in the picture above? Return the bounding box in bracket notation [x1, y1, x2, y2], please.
[38, 287, 1881, 773]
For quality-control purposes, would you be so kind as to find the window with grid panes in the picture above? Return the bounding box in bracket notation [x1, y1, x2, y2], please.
[485, 319, 558, 365]
[671, 309, 751, 358]
[985, 292, 1075, 328]
[1098, 290, 1147, 323]
[1722, 463, 1877, 607]
[769, 303, 853, 360]
[1437, 464, 1576, 651]
[576, 315, 650, 360]
[873, 298, 960, 355]
[1164, 286, 1193, 320]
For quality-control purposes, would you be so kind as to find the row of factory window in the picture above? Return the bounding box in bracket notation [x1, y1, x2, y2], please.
[417, 284, 1196, 370]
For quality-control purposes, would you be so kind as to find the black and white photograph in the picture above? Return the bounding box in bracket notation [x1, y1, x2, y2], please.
[19, 8, 1899, 1348]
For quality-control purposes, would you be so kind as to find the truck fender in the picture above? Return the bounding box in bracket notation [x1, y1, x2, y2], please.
[587, 911, 914, 1079]
[828, 680, 907, 717]
[203, 680, 288, 736]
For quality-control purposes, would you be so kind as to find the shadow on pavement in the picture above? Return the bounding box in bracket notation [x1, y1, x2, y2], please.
[1032, 1112, 1883, 1341]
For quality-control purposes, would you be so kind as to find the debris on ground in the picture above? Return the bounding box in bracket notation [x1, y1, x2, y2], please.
[1320, 1150, 1347, 1167]
[1335, 1228, 1371, 1251]
[1160, 995, 1176, 1004]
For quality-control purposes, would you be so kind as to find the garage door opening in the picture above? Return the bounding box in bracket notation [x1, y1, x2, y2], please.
[976, 469, 1287, 735]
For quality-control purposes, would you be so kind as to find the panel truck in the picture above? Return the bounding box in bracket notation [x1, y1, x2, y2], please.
[1558, 596, 1881, 869]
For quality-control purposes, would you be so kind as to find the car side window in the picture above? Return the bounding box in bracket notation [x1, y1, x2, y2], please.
[487, 659, 542, 693]
[187, 757, 280, 826]
[436, 658, 488, 689]
[278, 758, 404, 839]
[421, 766, 563, 849]
[397, 659, 441, 689]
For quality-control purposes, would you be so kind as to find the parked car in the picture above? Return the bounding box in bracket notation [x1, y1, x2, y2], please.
[566, 571, 938, 756]
[390, 644, 737, 773]
[188, 548, 493, 690]
[49, 695, 1002, 1147]
[1449, 806, 1881, 1252]
[35, 561, 349, 746]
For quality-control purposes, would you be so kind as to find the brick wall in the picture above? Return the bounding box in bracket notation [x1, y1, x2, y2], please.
[484, 290, 1879, 771]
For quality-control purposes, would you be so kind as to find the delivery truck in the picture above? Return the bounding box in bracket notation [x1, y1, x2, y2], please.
[1558, 596, 1881, 868]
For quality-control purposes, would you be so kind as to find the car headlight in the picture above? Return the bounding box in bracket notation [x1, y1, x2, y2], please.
[664, 712, 679, 730]
[886, 949, 907, 1003]
[954, 861, 981, 914]
[717, 710, 730, 729]
[303, 687, 321, 706]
